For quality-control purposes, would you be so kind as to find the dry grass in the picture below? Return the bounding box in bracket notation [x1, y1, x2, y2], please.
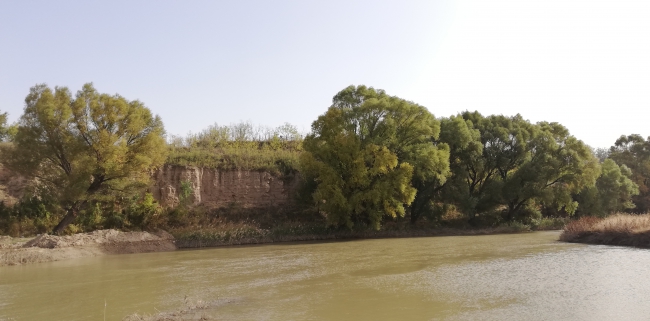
[560, 213, 650, 247]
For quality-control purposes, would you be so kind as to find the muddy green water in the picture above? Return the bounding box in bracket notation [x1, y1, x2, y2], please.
[2, 231, 650, 320]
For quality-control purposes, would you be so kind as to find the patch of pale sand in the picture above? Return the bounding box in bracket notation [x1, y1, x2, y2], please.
[0, 229, 176, 266]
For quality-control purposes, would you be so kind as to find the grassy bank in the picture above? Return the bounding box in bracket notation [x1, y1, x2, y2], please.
[171, 217, 568, 248]
[560, 213, 650, 247]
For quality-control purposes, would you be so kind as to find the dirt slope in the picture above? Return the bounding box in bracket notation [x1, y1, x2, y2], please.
[0, 229, 176, 266]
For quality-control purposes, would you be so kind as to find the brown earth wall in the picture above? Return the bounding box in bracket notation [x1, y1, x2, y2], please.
[0, 165, 300, 209]
[150, 165, 299, 208]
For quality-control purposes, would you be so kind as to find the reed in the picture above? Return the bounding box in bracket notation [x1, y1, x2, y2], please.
[560, 213, 650, 247]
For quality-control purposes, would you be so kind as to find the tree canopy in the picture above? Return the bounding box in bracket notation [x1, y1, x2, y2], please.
[609, 134, 650, 212]
[575, 159, 639, 216]
[1, 83, 167, 233]
[300, 85, 449, 229]
[438, 112, 599, 223]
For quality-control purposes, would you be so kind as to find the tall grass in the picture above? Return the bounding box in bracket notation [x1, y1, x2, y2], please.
[560, 213, 650, 247]
[167, 146, 300, 174]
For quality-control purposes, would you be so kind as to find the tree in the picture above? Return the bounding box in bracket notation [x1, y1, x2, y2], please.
[0, 110, 8, 142]
[410, 115, 481, 222]
[575, 159, 639, 216]
[438, 112, 599, 223]
[608, 134, 650, 212]
[300, 85, 449, 229]
[1, 83, 167, 234]
[593, 147, 610, 163]
[437, 112, 534, 221]
[508, 121, 599, 220]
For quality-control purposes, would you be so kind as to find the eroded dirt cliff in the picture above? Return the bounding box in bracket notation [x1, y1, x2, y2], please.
[0, 165, 299, 209]
[150, 165, 299, 208]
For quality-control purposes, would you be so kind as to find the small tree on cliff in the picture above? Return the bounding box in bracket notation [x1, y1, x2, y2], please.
[1, 83, 167, 234]
[0, 110, 9, 142]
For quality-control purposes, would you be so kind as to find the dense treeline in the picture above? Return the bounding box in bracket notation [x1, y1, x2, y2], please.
[300, 86, 639, 230]
[0, 83, 647, 235]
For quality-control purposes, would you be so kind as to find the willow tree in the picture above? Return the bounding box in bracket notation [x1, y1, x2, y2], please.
[609, 134, 650, 212]
[438, 112, 599, 222]
[575, 159, 639, 216]
[1, 83, 167, 233]
[300, 85, 449, 229]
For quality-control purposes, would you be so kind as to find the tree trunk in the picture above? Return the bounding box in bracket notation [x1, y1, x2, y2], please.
[52, 206, 78, 235]
[409, 207, 419, 224]
[506, 203, 516, 222]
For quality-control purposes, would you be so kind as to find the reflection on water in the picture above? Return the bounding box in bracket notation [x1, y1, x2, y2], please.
[2, 231, 650, 320]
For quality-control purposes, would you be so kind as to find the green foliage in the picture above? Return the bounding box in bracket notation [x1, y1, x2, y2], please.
[300, 85, 449, 230]
[165, 180, 194, 226]
[427, 115, 483, 220]
[608, 134, 650, 212]
[530, 217, 569, 230]
[166, 121, 302, 175]
[0, 83, 167, 233]
[74, 193, 163, 231]
[0, 110, 7, 142]
[179, 180, 193, 203]
[167, 146, 300, 174]
[0, 194, 60, 236]
[4, 83, 648, 236]
[576, 159, 639, 216]
[439, 112, 600, 221]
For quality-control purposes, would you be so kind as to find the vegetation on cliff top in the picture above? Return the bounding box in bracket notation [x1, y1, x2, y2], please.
[0, 110, 8, 142]
[166, 121, 302, 175]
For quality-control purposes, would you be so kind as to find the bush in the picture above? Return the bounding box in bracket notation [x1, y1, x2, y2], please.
[530, 217, 569, 230]
[0, 195, 60, 236]
[166, 121, 303, 175]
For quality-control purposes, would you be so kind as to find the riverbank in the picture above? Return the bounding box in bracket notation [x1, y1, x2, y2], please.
[0, 229, 175, 266]
[171, 223, 541, 248]
[0, 218, 566, 266]
[560, 214, 650, 248]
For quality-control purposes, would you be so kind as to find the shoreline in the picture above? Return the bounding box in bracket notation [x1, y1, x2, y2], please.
[173, 225, 549, 248]
[1, 224, 560, 266]
[0, 229, 176, 266]
[559, 214, 650, 248]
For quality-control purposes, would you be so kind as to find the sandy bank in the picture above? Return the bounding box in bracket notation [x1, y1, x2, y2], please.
[0, 229, 176, 266]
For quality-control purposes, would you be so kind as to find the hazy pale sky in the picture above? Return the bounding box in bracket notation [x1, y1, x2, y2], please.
[1, 0, 648, 148]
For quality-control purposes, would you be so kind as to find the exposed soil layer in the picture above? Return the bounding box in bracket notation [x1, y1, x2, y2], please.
[0, 229, 176, 266]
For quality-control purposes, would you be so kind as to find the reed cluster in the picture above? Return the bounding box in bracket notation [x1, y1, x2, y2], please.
[560, 213, 650, 247]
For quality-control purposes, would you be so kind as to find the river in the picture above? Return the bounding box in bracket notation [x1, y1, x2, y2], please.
[2, 231, 650, 320]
